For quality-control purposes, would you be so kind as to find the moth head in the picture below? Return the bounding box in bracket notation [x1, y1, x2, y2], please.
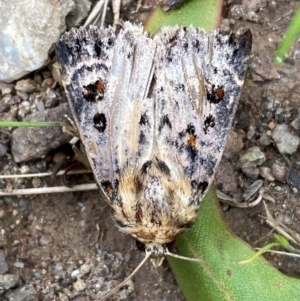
[136, 240, 167, 267]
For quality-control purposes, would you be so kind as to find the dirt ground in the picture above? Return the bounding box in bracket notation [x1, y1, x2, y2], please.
[1, 0, 300, 300]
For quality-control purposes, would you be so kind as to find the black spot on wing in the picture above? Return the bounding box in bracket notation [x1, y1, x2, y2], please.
[101, 180, 113, 195]
[156, 158, 170, 176]
[107, 37, 115, 47]
[206, 84, 225, 104]
[174, 83, 185, 92]
[94, 40, 102, 57]
[198, 181, 209, 193]
[203, 114, 215, 134]
[165, 32, 180, 62]
[158, 115, 172, 133]
[186, 124, 196, 135]
[141, 160, 152, 174]
[190, 180, 209, 193]
[138, 131, 147, 144]
[83, 79, 105, 102]
[93, 113, 107, 132]
[139, 113, 150, 126]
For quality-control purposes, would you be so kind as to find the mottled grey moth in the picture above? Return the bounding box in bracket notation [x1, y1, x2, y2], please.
[56, 22, 252, 299]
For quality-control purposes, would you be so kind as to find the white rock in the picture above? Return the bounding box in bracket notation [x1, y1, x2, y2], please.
[0, 0, 75, 82]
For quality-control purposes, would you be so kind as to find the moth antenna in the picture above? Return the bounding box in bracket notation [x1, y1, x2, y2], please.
[165, 251, 202, 263]
[100, 251, 152, 301]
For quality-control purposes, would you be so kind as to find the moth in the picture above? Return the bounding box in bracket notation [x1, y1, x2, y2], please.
[56, 22, 252, 299]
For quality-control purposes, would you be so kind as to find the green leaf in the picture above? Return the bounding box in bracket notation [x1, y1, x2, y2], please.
[0, 121, 63, 127]
[275, 7, 300, 64]
[146, 0, 221, 34]
[168, 189, 300, 301]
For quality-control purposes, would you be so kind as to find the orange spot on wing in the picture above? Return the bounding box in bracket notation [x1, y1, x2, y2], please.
[188, 135, 196, 148]
[216, 87, 224, 100]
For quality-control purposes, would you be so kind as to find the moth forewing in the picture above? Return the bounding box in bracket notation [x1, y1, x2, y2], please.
[56, 22, 252, 299]
[57, 23, 157, 201]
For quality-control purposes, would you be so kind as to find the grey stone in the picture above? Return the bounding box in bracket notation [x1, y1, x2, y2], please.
[239, 146, 266, 168]
[15, 79, 38, 93]
[0, 250, 8, 274]
[4, 284, 37, 301]
[251, 55, 280, 81]
[286, 164, 300, 190]
[291, 115, 300, 132]
[0, 142, 8, 157]
[0, 274, 20, 290]
[242, 166, 260, 179]
[11, 103, 72, 162]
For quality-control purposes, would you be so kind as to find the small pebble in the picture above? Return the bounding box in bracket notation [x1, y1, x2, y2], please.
[21, 100, 30, 107]
[47, 89, 56, 99]
[246, 125, 255, 140]
[34, 74, 43, 84]
[32, 177, 42, 188]
[268, 121, 276, 130]
[40, 235, 51, 245]
[259, 133, 272, 146]
[3, 94, 12, 102]
[34, 272, 42, 280]
[283, 214, 292, 225]
[71, 269, 80, 278]
[260, 167, 275, 181]
[16, 91, 29, 100]
[271, 162, 288, 182]
[242, 166, 260, 179]
[20, 165, 30, 174]
[19, 199, 29, 209]
[14, 261, 25, 268]
[0, 142, 8, 157]
[42, 78, 54, 87]
[2, 87, 12, 94]
[15, 79, 38, 93]
[36, 100, 45, 111]
[12, 95, 21, 104]
[42, 71, 52, 78]
[0, 209, 5, 219]
[73, 278, 87, 292]
[80, 263, 91, 275]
